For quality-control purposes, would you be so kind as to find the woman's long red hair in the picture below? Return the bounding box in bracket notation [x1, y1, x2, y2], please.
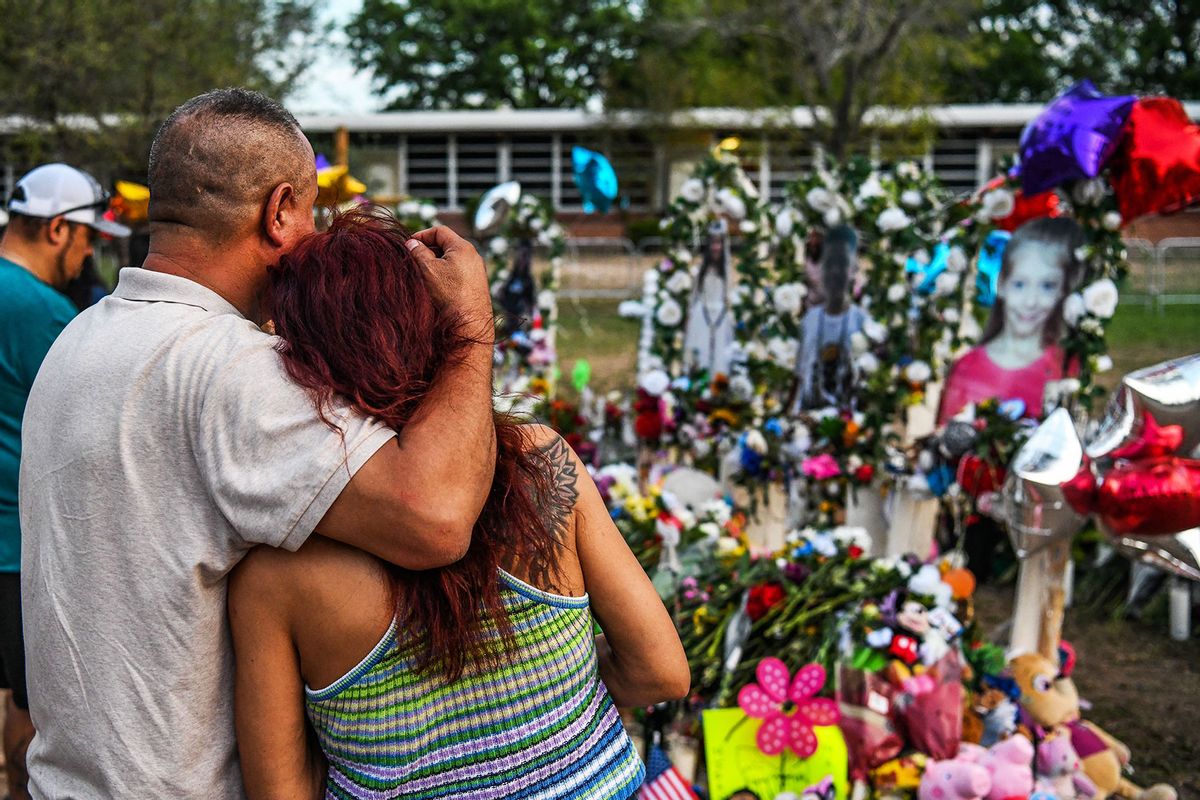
[267, 208, 559, 682]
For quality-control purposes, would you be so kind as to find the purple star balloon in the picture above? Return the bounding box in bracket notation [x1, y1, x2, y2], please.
[1017, 80, 1136, 196]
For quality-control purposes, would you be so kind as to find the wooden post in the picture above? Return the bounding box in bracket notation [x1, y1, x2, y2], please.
[1010, 538, 1072, 660]
[334, 126, 350, 168]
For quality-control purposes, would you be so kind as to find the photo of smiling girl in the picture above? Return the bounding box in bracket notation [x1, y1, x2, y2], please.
[937, 217, 1085, 425]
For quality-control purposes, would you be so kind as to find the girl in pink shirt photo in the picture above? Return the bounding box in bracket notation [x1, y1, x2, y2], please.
[938, 217, 1085, 426]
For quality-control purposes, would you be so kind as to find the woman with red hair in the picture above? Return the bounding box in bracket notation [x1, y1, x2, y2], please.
[228, 210, 689, 800]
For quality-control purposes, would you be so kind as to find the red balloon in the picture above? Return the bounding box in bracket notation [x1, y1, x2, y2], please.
[1108, 97, 1200, 223]
[995, 189, 1062, 232]
[957, 454, 1005, 498]
[1098, 457, 1200, 535]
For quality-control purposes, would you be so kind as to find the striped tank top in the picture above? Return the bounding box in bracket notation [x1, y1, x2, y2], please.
[304, 569, 645, 799]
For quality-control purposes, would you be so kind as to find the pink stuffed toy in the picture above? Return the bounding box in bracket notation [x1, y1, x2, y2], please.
[964, 736, 1035, 800]
[1037, 733, 1097, 800]
[919, 754, 991, 800]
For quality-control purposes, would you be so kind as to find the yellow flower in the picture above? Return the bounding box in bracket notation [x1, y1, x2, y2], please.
[692, 605, 716, 634]
[529, 377, 550, 396]
[709, 408, 740, 426]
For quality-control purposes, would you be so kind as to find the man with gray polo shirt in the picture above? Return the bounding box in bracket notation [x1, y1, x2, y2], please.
[18, 90, 497, 798]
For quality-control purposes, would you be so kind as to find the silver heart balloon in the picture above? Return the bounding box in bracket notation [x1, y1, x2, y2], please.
[1088, 353, 1200, 460]
[1003, 408, 1092, 559]
[1111, 527, 1200, 582]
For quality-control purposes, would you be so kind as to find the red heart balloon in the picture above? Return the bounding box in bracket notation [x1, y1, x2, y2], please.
[1108, 97, 1200, 223]
[957, 454, 1005, 498]
[1098, 457, 1200, 535]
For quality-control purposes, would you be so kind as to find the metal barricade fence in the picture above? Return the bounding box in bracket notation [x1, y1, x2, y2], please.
[560, 237, 646, 299]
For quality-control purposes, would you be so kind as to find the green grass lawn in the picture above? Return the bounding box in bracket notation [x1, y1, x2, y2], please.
[556, 297, 1200, 394]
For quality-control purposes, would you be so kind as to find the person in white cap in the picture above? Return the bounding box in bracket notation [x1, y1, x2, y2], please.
[18, 88, 495, 799]
[0, 163, 130, 800]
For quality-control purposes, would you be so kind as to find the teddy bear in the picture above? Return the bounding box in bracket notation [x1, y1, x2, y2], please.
[1036, 731, 1097, 800]
[1008, 650, 1176, 800]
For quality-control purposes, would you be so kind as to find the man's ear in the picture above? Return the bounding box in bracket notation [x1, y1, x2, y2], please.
[46, 216, 72, 247]
[262, 182, 294, 248]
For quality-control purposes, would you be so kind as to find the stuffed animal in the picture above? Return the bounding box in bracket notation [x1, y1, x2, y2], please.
[1008, 650, 1176, 800]
[1037, 732, 1097, 800]
[958, 737, 1034, 800]
[918, 753, 991, 800]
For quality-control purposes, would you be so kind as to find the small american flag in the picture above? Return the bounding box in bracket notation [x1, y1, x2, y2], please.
[639, 745, 699, 800]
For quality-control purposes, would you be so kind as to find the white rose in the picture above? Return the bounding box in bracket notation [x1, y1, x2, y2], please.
[1062, 293, 1085, 326]
[768, 337, 797, 365]
[1082, 278, 1119, 319]
[773, 283, 806, 316]
[617, 300, 645, 318]
[679, 178, 705, 203]
[1095, 354, 1114, 373]
[1080, 317, 1104, 335]
[806, 187, 835, 213]
[716, 187, 746, 220]
[983, 188, 1015, 221]
[896, 161, 920, 180]
[1103, 211, 1122, 231]
[849, 331, 869, 355]
[863, 318, 887, 343]
[943, 308, 960, 324]
[536, 289, 556, 311]
[887, 283, 907, 303]
[655, 298, 683, 327]
[856, 352, 880, 373]
[745, 340, 768, 361]
[529, 216, 545, 233]
[905, 360, 932, 383]
[823, 207, 843, 227]
[639, 369, 671, 396]
[901, 189, 923, 208]
[740, 220, 757, 234]
[856, 174, 886, 202]
[489, 237, 508, 256]
[774, 208, 795, 238]
[698, 521, 721, 540]
[730, 374, 755, 401]
[877, 207, 911, 233]
[1072, 178, 1107, 207]
[946, 246, 967, 273]
[744, 429, 768, 455]
[418, 203, 438, 221]
[665, 270, 693, 294]
[934, 271, 960, 296]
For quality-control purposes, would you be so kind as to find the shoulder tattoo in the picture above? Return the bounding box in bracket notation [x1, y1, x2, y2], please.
[536, 435, 579, 540]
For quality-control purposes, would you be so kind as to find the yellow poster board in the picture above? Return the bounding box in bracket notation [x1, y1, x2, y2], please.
[702, 708, 849, 800]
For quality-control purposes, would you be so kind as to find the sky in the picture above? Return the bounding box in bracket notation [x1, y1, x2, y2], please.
[286, 0, 382, 115]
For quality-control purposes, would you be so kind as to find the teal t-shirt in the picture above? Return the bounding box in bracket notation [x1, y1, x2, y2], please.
[0, 257, 76, 573]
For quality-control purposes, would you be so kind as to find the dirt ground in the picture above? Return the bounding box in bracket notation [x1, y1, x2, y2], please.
[973, 583, 1200, 797]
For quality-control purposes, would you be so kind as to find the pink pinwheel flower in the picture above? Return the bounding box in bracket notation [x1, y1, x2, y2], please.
[737, 658, 840, 758]
[800, 454, 841, 480]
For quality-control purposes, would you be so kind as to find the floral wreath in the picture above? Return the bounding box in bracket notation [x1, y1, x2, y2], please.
[485, 192, 568, 396]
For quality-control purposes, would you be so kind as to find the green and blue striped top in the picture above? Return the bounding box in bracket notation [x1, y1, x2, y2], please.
[305, 569, 645, 799]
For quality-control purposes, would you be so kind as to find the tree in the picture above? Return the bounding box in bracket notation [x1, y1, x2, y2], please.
[611, 0, 975, 157]
[346, 0, 640, 110]
[0, 0, 320, 177]
[939, 0, 1200, 103]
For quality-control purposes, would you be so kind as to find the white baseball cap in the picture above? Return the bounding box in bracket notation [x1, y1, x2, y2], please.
[8, 163, 131, 237]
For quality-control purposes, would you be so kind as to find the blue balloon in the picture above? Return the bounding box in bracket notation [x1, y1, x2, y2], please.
[925, 464, 955, 498]
[905, 242, 949, 296]
[998, 398, 1027, 421]
[975, 229, 1011, 308]
[571, 146, 619, 213]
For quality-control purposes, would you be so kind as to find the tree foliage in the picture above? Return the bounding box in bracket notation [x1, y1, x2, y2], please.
[346, 0, 640, 110]
[940, 0, 1200, 102]
[0, 0, 319, 176]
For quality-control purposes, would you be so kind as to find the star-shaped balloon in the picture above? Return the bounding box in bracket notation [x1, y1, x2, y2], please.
[975, 229, 1011, 308]
[1017, 79, 1136, 196]
[571, 146, 618, 213]
[1108, 97, 1200, 223]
